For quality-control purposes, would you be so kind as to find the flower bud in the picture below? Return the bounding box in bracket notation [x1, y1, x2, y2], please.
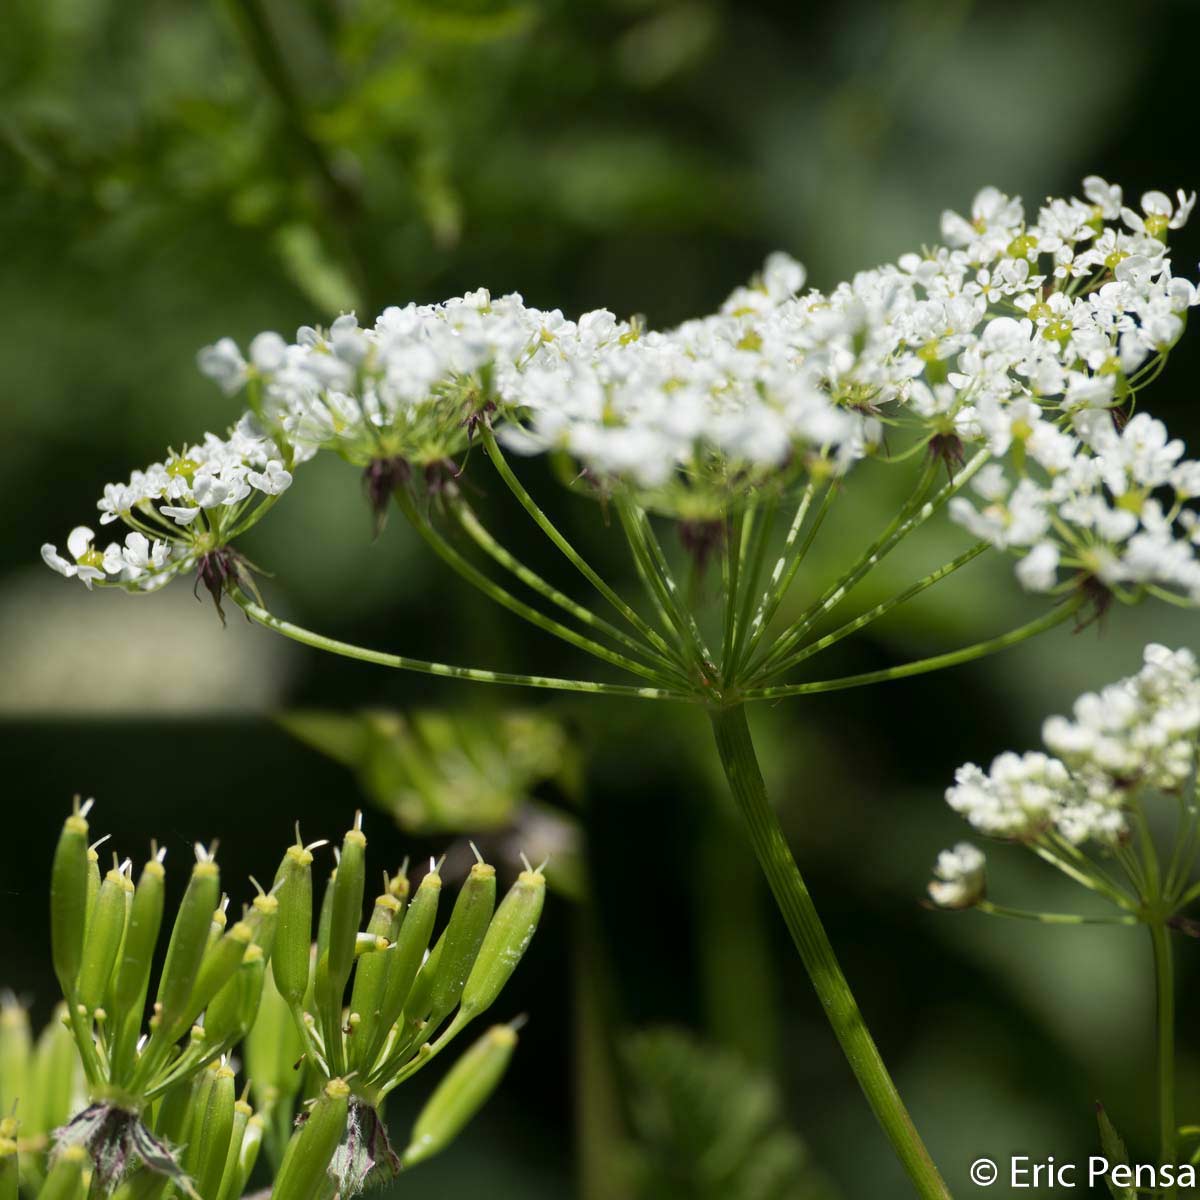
[270, 1078, 350, 1200]
[50, 803, 91, 996]
[458, 866, 545, 1025]
[76, 862, 133, 1016]
[401, 1024, 518, 1167]
[156, 849, 221, 1039]
[423, 862, 495, 1036]
[272, 841, 315, 1010]
[368, 870, 440, 1065]
[38, 1144, 86, 1200]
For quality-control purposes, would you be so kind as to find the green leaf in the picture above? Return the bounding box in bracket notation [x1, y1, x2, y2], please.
[620, 1028, 838, 1200]
[1095, 1104, 1136, 1200]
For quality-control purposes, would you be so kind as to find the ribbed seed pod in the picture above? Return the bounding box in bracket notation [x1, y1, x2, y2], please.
[400, 937, 443, 1034]
[0, 1003, 30, 1130]
[322, 819, 367, 1018]
[76, 864, 133, 1016]
[32, 1004, 80, 1138]
[83, 849, 101, 944]
[156, 852, 221, 1040]
[272, 843, 315, 1010]
[457, 867, 545, 1026]
[37, 1144, 86, 1200]
[370, 871, 441, 1063]
[109, 853, 166, 1082]
[50, 806, 91, 996]
[269, 1078, 350, 1200]
[422, 862, 496, 1036]
[175, 921, 254, 1040]
[150, 1072, 200, 1151]
[204, 945, 267, 1051]
[213, 1095, 253, 1200]
[401, 1025, 518, 1167]
[189, 1062, 236, 1200]
[346, 893, 401, 1070]
[232, 1113, 264, 1200]
[314, 868, 336, 971]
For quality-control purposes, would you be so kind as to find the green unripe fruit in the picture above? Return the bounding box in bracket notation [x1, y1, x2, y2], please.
[423, 862, 495, 1036]
[190, 1063, 236, 1200]
[459, 867, 545, 1024]
[270, 1078, 350, 1200]
[76, 865, 133, 1015]
[245, 967, 306, 1111]
[368, 871, 440, 1065]
[157, 854, 221, 1038]
[347, 893, 401, 1071]
[38, 1144, 86, 1200]
[50, 807, 91, 996]
[0, 1003, 30, 1127]
[0, 1136, 16, 1200]
[401, 1025, 517, 1167]
[273, 842, 315, 1009]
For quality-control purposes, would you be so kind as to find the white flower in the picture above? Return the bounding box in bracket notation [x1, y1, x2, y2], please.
[927, 843, 986, 909]
[1015, 541, 1060, 592]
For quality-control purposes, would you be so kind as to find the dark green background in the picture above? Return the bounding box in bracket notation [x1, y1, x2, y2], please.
[3, 0, 1200, 1195]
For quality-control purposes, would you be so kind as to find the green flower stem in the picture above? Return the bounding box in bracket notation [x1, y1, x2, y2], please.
[1150, 921, 1177, 1186]
[1031, 845, 1140, 912]
[741, 596, 1082, 701]
[976, 901, 1138, 926]
[447, 493, 687, 684]
[720, 507, 745, 674]
[480, 428, 677, 660]
[729, 498, 779, 677]
[765, 542, 990, 678]
[743, 480, 836, 659]
[619, 501, 714, 669]
[750, 451, 989, 682]
[709, 704, 950, 1199]
[392, 489, 677, 688]
[615, 503, 693, 662]
[233, 591, 685, 700]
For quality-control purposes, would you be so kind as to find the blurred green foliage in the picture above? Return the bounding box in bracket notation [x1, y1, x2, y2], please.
[4, 0, 1200, 1196]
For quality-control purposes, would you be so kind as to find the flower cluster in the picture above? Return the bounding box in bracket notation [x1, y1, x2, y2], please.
[929, 644, 1200, 907]
[41, 416, 291, 594]
[927, 842, 987, 909]
[43, 178, 1200, 605]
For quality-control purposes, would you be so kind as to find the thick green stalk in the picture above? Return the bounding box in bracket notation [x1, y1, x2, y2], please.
[1150, 922, 1176, 1191]
[709, 704, 950, 1199]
